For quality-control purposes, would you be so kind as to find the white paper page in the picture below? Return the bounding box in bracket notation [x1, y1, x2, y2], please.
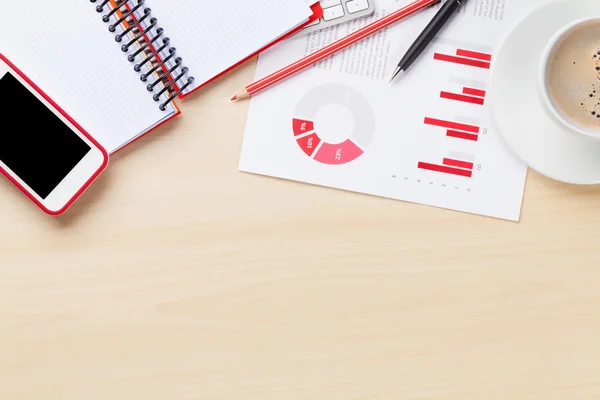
[240, 0, 545, 221]
[0, 0, 178, 153]
[144, 0, 313, 92]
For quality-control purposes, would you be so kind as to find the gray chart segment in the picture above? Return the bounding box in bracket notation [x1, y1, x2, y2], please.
[450, 152, 475, 162]
[295, 84, 376, 148]
[449, 77, 487, 90]
[432, 38, 494, 54]
[455, 115, 482, 126]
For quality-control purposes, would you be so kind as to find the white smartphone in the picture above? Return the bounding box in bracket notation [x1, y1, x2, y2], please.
[0, 54, 108, 215]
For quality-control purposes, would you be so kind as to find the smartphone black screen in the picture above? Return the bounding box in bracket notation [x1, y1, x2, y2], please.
[0, 72, 91, 199]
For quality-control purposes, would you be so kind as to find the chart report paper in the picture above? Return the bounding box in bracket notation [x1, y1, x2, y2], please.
[240, 0, 539, 221]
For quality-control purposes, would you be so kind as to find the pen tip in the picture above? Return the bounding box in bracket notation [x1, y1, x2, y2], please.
[389, 68, 404, 84]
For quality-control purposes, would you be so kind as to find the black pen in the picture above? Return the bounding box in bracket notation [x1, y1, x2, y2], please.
[389, 0, 465, 83]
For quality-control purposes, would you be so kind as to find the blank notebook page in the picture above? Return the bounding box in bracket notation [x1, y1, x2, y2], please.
[146, 0, 313, 91]
[0, 0, 177, 153]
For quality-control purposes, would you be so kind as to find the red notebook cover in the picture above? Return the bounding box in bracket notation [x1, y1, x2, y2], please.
[179, 2, 324, 99]
[112, 2, 323, 153]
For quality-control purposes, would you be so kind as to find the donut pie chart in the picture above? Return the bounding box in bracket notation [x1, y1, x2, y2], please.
[292, 84, 375, 165]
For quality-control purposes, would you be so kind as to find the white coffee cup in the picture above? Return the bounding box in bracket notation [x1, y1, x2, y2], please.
[539, 17, 600, 139]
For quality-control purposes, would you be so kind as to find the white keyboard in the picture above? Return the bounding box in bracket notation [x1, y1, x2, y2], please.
[301, 0, 375, 35]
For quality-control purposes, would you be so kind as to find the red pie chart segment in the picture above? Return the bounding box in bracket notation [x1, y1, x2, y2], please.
[313, 140, 363, 165]
[292, 118, 314, 136]
[296, 133, 321, 157]
[293, 84, 375, 165]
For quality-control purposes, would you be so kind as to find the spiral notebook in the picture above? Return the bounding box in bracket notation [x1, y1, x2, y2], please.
[0, 0, 316, 154]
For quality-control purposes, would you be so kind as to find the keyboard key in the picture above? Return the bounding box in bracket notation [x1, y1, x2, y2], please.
[346, 0, 370, 13]
[306, 18, 321, 27]
[299, 0, 375, 35]
[323, 4, 345, 21]
[319, 0, 342, 8]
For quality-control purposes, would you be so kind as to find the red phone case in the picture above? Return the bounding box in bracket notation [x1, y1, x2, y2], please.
[0, 53, 109, 216]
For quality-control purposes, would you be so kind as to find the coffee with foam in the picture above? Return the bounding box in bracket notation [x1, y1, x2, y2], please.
[546, 20, 600, 132]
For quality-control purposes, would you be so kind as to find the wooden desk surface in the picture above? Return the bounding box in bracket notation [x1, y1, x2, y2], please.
[2, 60, 600, 400]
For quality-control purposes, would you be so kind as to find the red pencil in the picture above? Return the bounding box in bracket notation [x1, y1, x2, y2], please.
[232, 0, 440, 101]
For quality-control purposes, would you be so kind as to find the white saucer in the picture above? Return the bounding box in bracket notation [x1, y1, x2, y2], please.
[489, 0, 600, 185]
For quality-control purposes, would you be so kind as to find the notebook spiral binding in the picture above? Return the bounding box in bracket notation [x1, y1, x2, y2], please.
[90, 0, 195, 111]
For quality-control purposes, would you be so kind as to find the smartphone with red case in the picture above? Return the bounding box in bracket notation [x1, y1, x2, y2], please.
[0, 54, 108, 215]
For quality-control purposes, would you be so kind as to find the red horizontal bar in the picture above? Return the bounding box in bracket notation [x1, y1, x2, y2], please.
[446, 129, 479, 141]
[456, 49, 492, 61]
[440, 91, 485, 105]
[443, 158, 474, 170]
[462, 87, 486, 97]
[433, 53, 491, 69]
[418, 162, 473, 177]
[424, 117, 480, 133]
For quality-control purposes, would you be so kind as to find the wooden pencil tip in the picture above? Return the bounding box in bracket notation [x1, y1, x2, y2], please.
[231, 89, 251, 102]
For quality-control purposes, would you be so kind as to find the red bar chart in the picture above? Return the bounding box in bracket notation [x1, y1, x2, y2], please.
[418, 157, 474, 178]
[462, 87, 486, 97]
[440, 86, 486, 105]
[424, 117, 480, 142]
[446, 129, 478, 141]
[442, 158, 473, 170]
[433, 48, 492, 69]
[456, 49, 492, 61]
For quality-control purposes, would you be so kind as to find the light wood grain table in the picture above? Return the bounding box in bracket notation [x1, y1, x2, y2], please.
[2, 59, 600, 400]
